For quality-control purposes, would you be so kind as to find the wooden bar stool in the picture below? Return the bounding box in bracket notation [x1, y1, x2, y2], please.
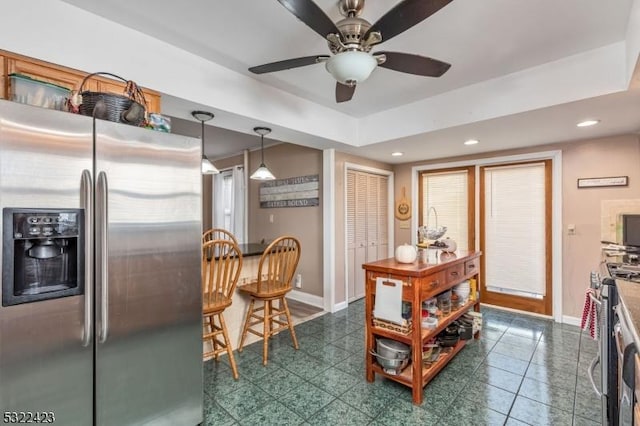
[202, 228, 238, 244]
[202, 239, 242, 379]
[237, 236, 301, 365]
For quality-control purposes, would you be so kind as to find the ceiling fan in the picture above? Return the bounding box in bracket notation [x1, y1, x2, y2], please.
[249, 0, 454, 103]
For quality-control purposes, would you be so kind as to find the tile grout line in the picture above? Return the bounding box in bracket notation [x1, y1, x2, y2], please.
[502, 326, 543, 426]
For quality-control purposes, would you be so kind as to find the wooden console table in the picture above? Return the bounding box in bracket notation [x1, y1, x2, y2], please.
[363, 250, 481, 404]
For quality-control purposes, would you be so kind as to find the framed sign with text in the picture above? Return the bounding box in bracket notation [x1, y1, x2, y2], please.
[259, 174, 319, 208]
[577, 176, 628, 188]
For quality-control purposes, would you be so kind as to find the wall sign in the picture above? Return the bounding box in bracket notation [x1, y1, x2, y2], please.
[259, 174, 319, 208]
[577, 176, 628, 188]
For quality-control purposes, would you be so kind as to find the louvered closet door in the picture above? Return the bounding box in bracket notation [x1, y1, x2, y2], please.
[346, 171, 357, 302]
[366, 174, 380, 262]
[377, 175, 389, 259]
[346, 170, 389, 301]
[354, 172, 368, 299]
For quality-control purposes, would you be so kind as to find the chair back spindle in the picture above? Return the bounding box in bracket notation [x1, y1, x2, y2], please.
[257, 237, 300, 293]
[202, 239, 242, 307]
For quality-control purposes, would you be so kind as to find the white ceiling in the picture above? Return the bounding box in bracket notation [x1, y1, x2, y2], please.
[57, 0, 640, 163]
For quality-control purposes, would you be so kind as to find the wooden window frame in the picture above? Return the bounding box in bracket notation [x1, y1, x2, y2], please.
[479, 159, 553, 315]
[418, 166, 475, 250]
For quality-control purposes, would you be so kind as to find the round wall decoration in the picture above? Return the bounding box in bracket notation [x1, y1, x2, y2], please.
[395, 186, 411, 221]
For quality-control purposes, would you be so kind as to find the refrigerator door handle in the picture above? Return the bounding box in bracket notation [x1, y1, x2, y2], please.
[81, 169, 93, 347]
[97, 171, 109, 344]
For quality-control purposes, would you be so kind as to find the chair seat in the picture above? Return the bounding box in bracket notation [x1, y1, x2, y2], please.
[203, 292, 232, 314]
[238, 281, 291, 299]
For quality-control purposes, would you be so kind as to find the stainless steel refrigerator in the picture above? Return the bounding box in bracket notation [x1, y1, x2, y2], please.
[0, 100, 203, 425]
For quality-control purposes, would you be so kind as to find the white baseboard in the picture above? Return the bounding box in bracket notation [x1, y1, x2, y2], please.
[287, 290, 324, 309]
[562, 315, 581, 327]
[480, 303, 554, 320]
[332, 301, 348, 312]
[481, 304, 583, 327]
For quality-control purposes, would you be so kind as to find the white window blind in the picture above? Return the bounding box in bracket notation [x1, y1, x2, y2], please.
[421, 170, 468, 250]
[484, 163, 546, 296]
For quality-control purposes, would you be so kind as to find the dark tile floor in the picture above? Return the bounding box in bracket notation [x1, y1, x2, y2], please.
[203, 300, 600, 425]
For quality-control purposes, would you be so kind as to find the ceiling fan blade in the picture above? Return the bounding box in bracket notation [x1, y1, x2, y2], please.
[336, 82, 355, 103]
[249, 55, 329, 74]
[277, 0, 342, 39]
[376, 51, 451, 77]
[365, 0, 453, 44]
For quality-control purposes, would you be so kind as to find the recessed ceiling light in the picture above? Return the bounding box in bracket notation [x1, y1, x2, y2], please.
[391, 152, 403, 157]
[577, 119, 600, 127]
[464, 139, 479, 145]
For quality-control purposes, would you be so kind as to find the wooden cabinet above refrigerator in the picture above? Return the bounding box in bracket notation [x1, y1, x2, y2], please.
[0, 49, 161, 114]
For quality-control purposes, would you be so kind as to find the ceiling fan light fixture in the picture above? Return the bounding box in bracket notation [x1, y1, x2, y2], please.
[250, 126, 275, 181]
[325, 51, 378, 85]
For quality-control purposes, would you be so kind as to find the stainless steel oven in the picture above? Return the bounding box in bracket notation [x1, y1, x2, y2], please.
[614, 302, 637, 426]
[588, 273, 619, 425]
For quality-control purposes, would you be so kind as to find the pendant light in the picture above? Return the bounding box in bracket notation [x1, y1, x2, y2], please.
[191, 110, 219, 175]
[250, 127, 275, 180]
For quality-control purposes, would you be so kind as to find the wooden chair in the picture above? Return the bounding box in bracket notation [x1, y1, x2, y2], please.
[202, 228, 238, 245]
[203, 228, 238, 262]
[237, 236, 301, 365]
[202, 239, 243, 379]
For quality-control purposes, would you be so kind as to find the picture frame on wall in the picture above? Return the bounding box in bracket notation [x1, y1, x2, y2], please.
[577, 176, 628, 188]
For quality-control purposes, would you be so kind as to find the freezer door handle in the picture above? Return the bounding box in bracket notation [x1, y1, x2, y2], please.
[81, 169, 93, 347]
[97, 171, 109, 344]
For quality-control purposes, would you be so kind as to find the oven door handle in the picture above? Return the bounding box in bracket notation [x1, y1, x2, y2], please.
[622, 341, 638, 390]
[615, 304, 635, 345]
[588, 355, 603, 398]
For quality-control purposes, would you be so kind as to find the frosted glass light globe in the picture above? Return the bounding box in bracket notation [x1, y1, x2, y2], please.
[326, 51, 378, 85]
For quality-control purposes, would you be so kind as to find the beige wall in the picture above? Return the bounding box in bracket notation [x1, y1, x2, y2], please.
[392, 134, 640, 318]
[333, 152, 393, 305]
[248, 143, 324, 298]
[561, 135, 640, 316]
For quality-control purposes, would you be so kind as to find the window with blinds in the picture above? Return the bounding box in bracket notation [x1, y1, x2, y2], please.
[420, 169, 470, 250]
[484, 163, 546, 297]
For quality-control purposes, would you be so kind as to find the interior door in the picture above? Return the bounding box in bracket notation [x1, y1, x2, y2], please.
[353, 171, 368, 300]
[377, 175, 389, 259]
[346, 170, 357, 301]
[0, 101, 93, 425]
[346, 170, 389, 302]
[366, 173, 379, 262]
[94, 120, 203, 425]
[479, 160, 552, 315]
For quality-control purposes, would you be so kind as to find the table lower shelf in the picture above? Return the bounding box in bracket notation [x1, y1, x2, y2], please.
[370, 298, 479, 344]
[370, 338, 468, 388]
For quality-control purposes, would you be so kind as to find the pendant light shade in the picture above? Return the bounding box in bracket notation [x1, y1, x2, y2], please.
[250, 127, 275, 180]
[191, 110, 219, 175]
